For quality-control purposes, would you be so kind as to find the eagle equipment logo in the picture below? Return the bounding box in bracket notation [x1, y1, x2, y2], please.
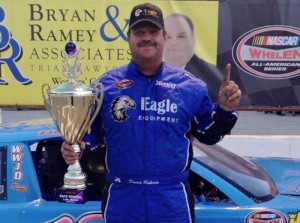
[232, 25, 300, 79]
[111, 95, 136, 122]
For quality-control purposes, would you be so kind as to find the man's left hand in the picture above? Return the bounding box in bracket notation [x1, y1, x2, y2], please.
[218, 63, 241, 111]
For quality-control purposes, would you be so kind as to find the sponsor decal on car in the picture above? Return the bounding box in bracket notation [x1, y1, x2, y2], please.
[246, 209, 286, 223]
[11, 183, 27, 193]
[38, 129, 60, 136]
[232, 25, 300, 79]
[288, 211, 300, 223]
[45, 211, 103, 223]
[11, 145, 27, 192]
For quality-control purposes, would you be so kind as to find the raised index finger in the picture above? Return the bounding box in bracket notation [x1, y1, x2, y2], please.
[222, 63, 231, 86]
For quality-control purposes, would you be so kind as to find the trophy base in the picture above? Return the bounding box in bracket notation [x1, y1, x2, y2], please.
[57, 187, 86, 204]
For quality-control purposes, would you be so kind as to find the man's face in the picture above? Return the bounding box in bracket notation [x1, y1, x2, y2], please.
[128, 22, 166, 64]
[163, 16, 195, 67]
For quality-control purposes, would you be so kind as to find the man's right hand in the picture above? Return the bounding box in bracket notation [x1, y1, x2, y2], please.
[61, 141, 85, 165]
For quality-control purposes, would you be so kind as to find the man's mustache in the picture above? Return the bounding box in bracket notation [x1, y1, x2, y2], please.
[138, 40, 156, 47]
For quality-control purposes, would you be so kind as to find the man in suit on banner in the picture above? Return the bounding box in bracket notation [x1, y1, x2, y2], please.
[163, 13, 223, 101]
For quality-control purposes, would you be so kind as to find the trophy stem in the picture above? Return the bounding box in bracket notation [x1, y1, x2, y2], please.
[72, 143, 81, 153]
[63, 144, 86, 190]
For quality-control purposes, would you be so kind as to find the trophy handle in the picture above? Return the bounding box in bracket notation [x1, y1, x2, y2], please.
[86, 82, 104, 134]
[42, 83, 54, 120]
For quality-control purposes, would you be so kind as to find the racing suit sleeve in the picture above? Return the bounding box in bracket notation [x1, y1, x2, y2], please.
[190, 82, 238, 145]
[83, 111, 105, 150]
[82, 80, 106, 150]
[191, 103, 238, 145]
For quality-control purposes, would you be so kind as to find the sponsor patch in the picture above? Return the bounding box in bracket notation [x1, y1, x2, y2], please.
[141, 97, 178, 115]
[138, 97, 179, 123]
[111, 95, 136, 122]
[115, 79, 134, 89]
[155, 80, 176, 89]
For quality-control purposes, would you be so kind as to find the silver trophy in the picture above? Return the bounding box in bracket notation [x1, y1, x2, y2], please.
[42, 42, 103, 202]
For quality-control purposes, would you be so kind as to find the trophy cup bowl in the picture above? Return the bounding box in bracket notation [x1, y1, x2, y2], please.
[42, 42, 103, 203]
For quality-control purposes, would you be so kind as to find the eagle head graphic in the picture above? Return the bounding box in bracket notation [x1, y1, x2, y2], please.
[111, 96, 136, 122]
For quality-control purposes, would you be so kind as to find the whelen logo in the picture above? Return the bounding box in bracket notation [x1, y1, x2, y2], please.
[232, 25, 300, 79]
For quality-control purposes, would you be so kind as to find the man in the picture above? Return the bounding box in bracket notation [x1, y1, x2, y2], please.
[61, 3, 241, 223]
[163, 13, 223, 101]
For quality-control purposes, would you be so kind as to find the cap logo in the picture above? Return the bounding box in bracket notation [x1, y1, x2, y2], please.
[144, 9, 159, 18]
[135, 9, 142, 17]
[135, 8, 159, 18]
[129, 4, 164, 29]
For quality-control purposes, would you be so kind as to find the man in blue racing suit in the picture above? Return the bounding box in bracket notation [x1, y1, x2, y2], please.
[61, 3, 241, 223]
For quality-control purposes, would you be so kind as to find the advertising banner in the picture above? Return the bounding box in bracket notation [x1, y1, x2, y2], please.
[3, 0, 300, 109]
[217, 0, 300, 109]
[0, 0, 218, 107]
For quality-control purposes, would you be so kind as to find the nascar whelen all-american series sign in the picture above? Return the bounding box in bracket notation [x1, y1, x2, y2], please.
[232, 25, 300, 79]
[217, 1, 300, 108]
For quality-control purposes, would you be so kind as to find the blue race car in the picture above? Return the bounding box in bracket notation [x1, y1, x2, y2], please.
[0, 118, 299, 223]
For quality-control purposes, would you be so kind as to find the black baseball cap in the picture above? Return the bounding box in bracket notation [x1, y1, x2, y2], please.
[129, 3, 164, 30]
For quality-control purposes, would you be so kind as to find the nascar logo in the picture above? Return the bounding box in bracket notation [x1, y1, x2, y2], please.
[252, 36, 300, 46]
[232, 25, 300, 79]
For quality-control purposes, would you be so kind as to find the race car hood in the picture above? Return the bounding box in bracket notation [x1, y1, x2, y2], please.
[249, 157, 300, 196]
[0, 118, 61, 143]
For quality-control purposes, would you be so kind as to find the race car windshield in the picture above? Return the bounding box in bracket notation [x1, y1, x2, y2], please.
[193, 140, 278, 203]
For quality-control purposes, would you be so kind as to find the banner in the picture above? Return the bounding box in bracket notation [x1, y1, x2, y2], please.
[217, 0, 300, 108]
[0, 0, 218, 107]
[3, 0, 299, 109]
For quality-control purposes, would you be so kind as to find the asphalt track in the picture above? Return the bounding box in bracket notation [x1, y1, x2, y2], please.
[1, 108, 300, 158]
[0, 109, 299, 135]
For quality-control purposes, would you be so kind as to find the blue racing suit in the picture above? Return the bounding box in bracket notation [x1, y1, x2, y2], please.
[84, 61, 238, 223]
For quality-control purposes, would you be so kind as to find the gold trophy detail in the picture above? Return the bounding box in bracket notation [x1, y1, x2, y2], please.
[42, 42, 103, 203]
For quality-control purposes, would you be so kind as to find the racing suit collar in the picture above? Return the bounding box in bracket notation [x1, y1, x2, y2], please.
[129, 60, 165, 79]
